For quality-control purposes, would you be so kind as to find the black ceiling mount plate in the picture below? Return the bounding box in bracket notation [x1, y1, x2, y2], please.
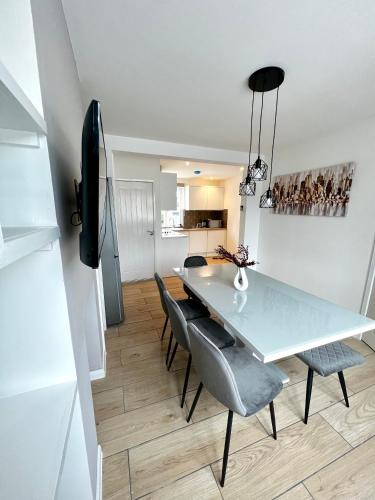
[248, 66, 285, 92]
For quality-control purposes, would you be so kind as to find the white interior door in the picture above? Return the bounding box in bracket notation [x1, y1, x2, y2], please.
[115, 180, 155, 282]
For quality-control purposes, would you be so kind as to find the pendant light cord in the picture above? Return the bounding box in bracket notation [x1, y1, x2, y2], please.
[257, 91, 264, 157]
[248, 90, 255, 167]
[269, 86, 280, 187]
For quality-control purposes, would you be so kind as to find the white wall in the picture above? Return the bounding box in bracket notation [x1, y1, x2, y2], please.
[257, 116, 375, 312]
[224, 171, 243, 253]
[31, 0, 99, 494]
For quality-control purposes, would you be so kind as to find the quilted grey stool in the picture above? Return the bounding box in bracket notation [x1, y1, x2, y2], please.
[187, 321, 286, 487]
[297, 341, 365, 424]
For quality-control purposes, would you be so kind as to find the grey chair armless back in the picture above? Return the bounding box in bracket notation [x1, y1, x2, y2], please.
[188, 321, 247, 415]
[184, 256, 208, 268]
[183, 256, 207, 299]
[163, 290, 190, 352]
[154, 272, 168, 316]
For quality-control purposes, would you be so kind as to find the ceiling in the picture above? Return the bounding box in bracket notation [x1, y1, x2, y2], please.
[161, 160, 243, 180]
[62, 0, 375, 152]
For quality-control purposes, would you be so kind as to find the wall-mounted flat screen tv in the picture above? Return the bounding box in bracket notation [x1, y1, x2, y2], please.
[74, 100, 107, 269]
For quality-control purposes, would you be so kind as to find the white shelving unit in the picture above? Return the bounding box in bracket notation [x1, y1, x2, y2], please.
[0, 226, 60, 269]
[0, 2, 95, 498]
[0, 382, 76, 500]
[0, 61, 47, 135]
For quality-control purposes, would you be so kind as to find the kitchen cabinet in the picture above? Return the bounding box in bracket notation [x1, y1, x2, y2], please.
[186, 229, 227, 256]
[189, 230, 208, 254]
[185, 185, 224, 210]
[207, 229, 226, 254]
[187, 186, 207, 210]
[206, 186, 224, 210]
[160, 172, 177, 210]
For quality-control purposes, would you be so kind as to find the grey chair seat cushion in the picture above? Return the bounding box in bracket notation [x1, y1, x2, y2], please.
[177, 299, 210, 321]
[296, 341, 365, 377]
[222, 347, 285, 417]
[190, 317, 234, 350]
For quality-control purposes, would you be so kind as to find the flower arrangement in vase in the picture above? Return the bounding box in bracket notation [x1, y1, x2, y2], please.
[215, 244, 256, 291]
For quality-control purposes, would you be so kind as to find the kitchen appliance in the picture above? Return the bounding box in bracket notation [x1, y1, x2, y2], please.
[208, 219, 222, 228]
[101, 178, 124, 325]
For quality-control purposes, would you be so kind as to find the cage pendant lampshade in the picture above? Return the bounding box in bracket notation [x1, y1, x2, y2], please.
[250, 156, 268, 181]
[239, 172, 256, 196]
[259, 188, 275, 208]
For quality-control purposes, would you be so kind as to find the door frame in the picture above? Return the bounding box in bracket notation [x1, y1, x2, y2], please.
[113, 177, 156, 281]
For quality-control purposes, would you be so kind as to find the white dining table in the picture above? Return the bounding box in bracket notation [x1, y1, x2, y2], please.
[173, 264, 375, 363]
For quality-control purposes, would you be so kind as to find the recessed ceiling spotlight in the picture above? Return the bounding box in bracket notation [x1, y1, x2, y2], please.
[185, 161, 190, 166]
[193, 170, 201, 175]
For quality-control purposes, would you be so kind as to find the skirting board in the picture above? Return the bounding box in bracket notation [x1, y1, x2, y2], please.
[90, 349, 107, 381]
[96, 445, 103, 500]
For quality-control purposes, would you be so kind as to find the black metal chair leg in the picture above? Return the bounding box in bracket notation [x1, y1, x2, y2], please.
[165, 331, 173, 366]
[269, 401, 277, 440]
[220, 410, 233, 487]
[167, 341, 178, 371]
[160, 316, 168, 341]
[304, 368, 314, 424]
[338, 371, 350, 407]
[181, 354, 192, 408]
[187, 382, 203, 422]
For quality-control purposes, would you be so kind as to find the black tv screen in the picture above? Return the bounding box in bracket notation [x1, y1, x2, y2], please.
[78, 100, 107, 269]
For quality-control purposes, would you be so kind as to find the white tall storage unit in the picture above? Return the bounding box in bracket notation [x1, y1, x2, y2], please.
[0, 2, 94, 499]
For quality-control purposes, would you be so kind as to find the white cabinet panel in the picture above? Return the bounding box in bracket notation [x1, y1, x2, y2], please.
[160, 172, 177, 210]
[189, 186, 207, 210]
[160, 235, 189, 277]
[189, 230, 208, 254]
[186, 185, 225, 210]
[206, 186, 224, 210]
[207, 230, 227, 254]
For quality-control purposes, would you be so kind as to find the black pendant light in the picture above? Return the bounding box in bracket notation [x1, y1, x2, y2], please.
[239, 66, 284, 205]
[259, 82, 281, 208]
[239, 91, 256, 196]
[250, 91, 268, 181]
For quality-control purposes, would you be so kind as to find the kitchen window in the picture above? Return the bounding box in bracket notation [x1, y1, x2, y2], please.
[161, 185, 185, 227]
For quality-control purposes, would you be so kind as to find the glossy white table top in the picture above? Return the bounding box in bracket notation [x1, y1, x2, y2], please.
[173, 264, 375, 362]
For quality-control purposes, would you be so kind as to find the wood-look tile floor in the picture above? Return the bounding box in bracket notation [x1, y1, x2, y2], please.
[92, 267, 375, 499]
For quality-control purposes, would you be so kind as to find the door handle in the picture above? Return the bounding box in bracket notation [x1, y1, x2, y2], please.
[146, 230, 154, 236]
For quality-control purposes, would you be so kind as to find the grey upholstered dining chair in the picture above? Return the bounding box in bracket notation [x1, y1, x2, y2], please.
[187, 321, 286, 487]
[183, 255, 207, 301]
[154, 272, 209, 365]
[296, 341, 365, 424]
[163, 290, 234, 408]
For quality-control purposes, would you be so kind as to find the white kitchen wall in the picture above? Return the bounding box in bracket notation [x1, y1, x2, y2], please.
[31, 0, 99, 493]
[257, 116, 375, 312]
[224, 171, 243, 253]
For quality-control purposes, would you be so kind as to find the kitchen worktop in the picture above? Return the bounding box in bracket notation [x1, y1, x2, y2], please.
[172, 227, 226, 232]
[161, 231, 188, 239]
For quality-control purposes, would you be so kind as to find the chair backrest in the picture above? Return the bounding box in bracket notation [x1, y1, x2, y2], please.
[154, 272, 168, 315]
[184, 256, 208, 268]
[187, 321, 246, 415]
[163, 291, 190, 352]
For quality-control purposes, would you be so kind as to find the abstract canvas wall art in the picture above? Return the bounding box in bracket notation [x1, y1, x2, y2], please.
[271, 162, 355, 217]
